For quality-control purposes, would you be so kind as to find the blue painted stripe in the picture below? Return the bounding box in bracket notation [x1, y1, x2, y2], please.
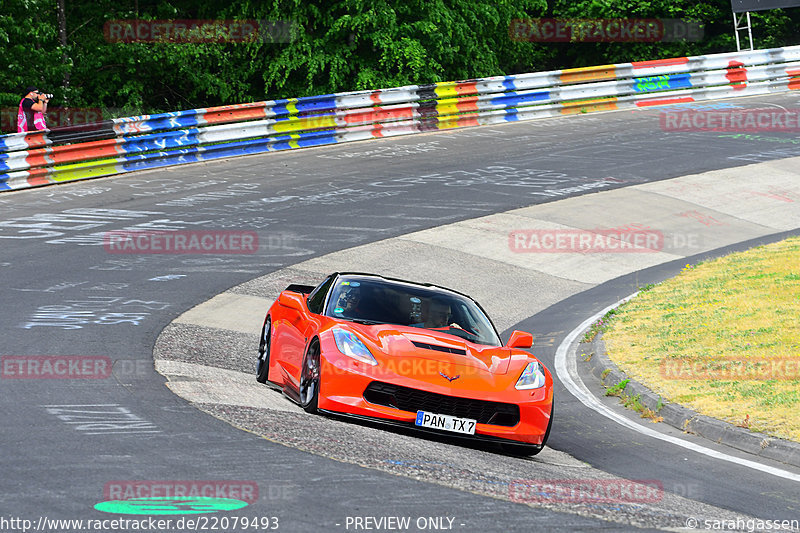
[272, 96, 339, 117]
[0, 136, 30, 154]
[117, 129, 343, 173]
[501, 110, 520, 121]
[502, 76, 518, 91]
[293, 95, 338, 113]
[490, 91, 550, 107]
[632, 74, 693, 93]
[119, 130, 202, 153]
[120, 149, 199, 172]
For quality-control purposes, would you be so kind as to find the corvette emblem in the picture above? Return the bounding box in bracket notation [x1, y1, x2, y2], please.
[439, 371, 460, 382]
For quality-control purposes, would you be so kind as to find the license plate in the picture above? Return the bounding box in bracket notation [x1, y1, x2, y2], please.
[415, 411, 476, 435]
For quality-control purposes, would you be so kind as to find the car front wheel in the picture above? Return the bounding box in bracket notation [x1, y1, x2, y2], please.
[256, 316, 271, 383]
[299, 340, 321, 413]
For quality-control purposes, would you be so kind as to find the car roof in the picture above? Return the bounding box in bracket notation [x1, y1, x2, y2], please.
[333, 272, 475, 300]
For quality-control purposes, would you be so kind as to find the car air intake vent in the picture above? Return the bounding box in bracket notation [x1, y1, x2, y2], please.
[411, 341, 467, 356]
[363, 381, 520, 427]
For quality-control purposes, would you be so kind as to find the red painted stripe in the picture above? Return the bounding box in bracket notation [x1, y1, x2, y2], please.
[635, 96, 695, 107]
[788, 69, 800, 90]
[453, 82, 478, 95]
[203, 108, 268, 125]
[26, 168, 50, 187]
[344, 106, 414, 125]
[24, 139, 120, 168]
[456, 97, 479, 112]
[23, 131, 48, 149]
[726, 60, 747, 91]
[631, 57, 689, 69]
[23, 148, 51, 169]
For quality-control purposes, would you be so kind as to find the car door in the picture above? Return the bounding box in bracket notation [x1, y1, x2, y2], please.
[276, 275, 334, 388]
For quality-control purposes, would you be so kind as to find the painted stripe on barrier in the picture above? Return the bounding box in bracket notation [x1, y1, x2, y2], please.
[789, 69, 800, 90]
[632, 73, 693, 92]
[631, 57, 689, 69]
[560, 97, 619, 114]
[560, 65, 618, 84]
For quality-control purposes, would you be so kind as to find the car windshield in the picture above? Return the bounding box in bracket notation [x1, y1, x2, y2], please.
[324, 276, 502, 346]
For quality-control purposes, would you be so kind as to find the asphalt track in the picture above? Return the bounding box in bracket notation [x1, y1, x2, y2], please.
[2, 92, 800, 532]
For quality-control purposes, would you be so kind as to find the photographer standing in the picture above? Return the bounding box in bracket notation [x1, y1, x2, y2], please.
[17, 86, 49, 132]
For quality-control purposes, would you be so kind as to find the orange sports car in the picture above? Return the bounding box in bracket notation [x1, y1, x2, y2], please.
[256, 272, 553, 455]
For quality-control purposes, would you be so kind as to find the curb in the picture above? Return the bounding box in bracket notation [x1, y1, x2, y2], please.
[579, 334, 800, 469]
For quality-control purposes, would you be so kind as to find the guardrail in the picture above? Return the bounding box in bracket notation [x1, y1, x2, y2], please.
[2, 45, 799, 192]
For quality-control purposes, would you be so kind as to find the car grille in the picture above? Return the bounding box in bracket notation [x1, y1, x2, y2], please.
[363, 381, 520, 427]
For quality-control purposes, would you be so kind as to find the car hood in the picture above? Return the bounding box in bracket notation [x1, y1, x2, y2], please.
[356, 324, 514, 375]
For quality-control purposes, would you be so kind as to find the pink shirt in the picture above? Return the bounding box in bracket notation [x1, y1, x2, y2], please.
[17, 97, 47, 132]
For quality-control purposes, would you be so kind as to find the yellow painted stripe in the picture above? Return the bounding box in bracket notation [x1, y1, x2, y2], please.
[273, 116, 336, 133]
[285, 100, 299, 115]
[435, 83, 459, 98]
[560, 97, 619, 115]
[560, 65, 617, 85]
[436, 118, 472, 130]
[435, 103, 461, 116]
[51, 158, 122, 182]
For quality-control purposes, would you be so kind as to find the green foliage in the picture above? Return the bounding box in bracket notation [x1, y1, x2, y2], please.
[606, 378, 630, 396]
[1, 0, 799, 130]
[0, 0, 66, 107]
[220, 0, 549, 98]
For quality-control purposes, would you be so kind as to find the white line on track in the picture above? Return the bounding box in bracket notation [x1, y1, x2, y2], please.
[554, 294, 800, 483]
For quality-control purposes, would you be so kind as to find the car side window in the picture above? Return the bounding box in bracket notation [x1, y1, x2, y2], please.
[307, 275, 335, 315]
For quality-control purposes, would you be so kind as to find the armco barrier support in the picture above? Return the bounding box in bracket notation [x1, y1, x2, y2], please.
[2, 45, 799, 192]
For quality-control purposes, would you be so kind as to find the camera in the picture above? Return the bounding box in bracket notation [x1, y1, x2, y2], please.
[39, 93, 53, 100]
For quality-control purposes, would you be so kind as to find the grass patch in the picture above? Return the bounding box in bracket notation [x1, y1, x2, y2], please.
[582, 308, 620, 342]
[605, 379, 629, 397]
[621, 393, 664, 423]
[603, 236, 800, 441]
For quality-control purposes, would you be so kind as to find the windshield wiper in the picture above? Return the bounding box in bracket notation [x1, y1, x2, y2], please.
[349, 318, 384, 325]
[443, 327, 480, 342]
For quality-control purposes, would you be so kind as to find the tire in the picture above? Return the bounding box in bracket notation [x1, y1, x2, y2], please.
[299, 340, 321, 413]
[501, 402, 553, 457]
[256, 317, 271, 383]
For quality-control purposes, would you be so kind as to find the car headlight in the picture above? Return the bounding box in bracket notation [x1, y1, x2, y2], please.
[333, 328, 378, 366]
[515, 360, 546, 390]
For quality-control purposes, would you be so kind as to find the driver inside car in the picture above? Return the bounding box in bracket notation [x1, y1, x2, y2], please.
[334, 284, 363, 317]
[414, 298, 465, 331]
[425, 299, 451, 328]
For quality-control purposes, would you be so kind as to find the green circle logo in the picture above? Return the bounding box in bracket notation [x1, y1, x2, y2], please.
[94, 496, 249, 515]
